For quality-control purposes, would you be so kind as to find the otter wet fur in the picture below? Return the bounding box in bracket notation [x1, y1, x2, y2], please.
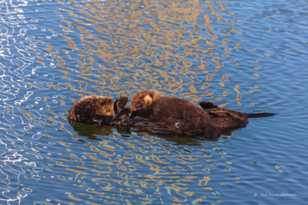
[130, 90, 221, 138]
[68, 95, 129, 126]
[130, 90, 275, 138]
[199, 101, 275, 130]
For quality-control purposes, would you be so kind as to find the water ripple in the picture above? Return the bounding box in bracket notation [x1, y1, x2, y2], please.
[0, 0, 307, 204]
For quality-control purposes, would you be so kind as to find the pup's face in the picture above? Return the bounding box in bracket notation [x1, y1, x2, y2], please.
[131, 90, 160, 112]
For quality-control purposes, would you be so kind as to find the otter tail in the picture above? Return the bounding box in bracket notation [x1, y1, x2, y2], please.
[199, 101, 275, 118]
[246, 112, 275, 118]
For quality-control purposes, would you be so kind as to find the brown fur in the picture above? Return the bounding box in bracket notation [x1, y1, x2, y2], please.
[130, 91, 221, 138]
[131, 90, 161, 112]
[199, 101, 248, 129]
[207, 107, 248, 130]
[68, 95, 130, 126]
[199, 101, 274, 131]
[68, 96, 115, 125]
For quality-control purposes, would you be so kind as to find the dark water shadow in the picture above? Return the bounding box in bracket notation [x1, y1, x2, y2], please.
[69, 122, 114, 139]
[69, 121, 214, 145]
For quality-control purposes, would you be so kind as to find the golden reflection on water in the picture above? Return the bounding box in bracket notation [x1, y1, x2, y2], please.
[53, 132, 235, 203]
[46, 0, 252, 103]
[46, 0, 250, 203]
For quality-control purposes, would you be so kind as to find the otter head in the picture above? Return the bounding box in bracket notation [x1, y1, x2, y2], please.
[131, 90, 161, 112]
[68, 96, 115, 124]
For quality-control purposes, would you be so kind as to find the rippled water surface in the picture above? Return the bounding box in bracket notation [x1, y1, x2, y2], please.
[1, 0, 308, 204]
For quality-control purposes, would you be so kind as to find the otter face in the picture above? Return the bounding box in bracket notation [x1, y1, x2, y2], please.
[95, 97, 115, 117]
[131, 90, 161, 112]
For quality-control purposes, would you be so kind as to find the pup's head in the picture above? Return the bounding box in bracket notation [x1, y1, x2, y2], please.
[131, 90, 161, 112]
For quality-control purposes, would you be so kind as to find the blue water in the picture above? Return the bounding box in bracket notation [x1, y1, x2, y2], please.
[0, 0, 308, 204]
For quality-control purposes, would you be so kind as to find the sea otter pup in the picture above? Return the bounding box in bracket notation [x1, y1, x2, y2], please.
[130, 90, 221, 138]
[68, 95, 129, 126]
